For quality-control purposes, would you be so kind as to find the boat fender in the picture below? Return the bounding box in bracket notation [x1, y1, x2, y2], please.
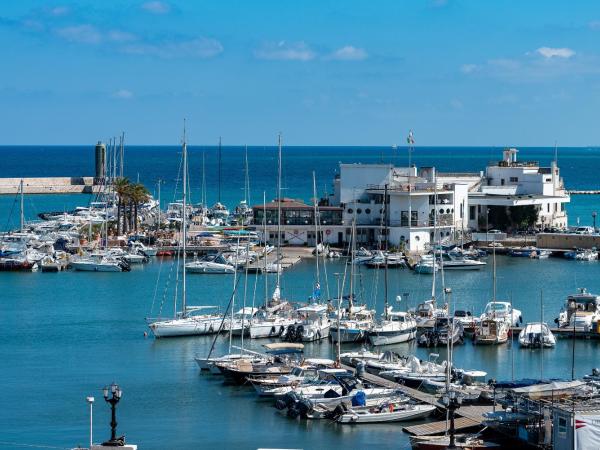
[279, 325, 285, 335]
[270, 326, 276, 335]
[316, 330, 321, 340]
[287, 407, 300, 419]
[208, 324, 214, 333]
[275, 399, 287, 410]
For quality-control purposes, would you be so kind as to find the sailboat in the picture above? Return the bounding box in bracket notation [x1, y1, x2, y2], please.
[147, 124, 223, 338]
[474, 245, 510, 345]
[249, 134, 296, 339]
[368, 185, 417, 346]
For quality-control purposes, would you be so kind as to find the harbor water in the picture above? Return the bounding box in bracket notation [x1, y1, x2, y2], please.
[2, 146, 600, 449]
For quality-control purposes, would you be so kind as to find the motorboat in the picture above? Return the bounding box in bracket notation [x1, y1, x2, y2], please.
[283, 304, 330, 342]
[418, 317, 464, 347]
[70, 255, 130, 272]
[410, 434, 500, 449]
[365, 250, 406, 268]
[413, 299, 448, 329]
[509, 246, 538, 257]
[453, 310, 477, 333]
[335, 402, 436, 424]
[185, 253, 235, 274]
[530, 249, 551, 259]
[248, 306, 297, 339]
[556, 288, 600, 331]
[368, 310, 417, 346]
[437, 252, 486, 270]
[518, 322, 556, 348]
[130, 241, 158, 256]
[480, 301, 522, 327]
[413, 258, 438, 274]
[330, 307, 374, 343]
[379, 355, 448, 388]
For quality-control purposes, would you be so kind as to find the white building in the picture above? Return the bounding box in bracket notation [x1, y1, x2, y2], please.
[467, 148, 569, 230]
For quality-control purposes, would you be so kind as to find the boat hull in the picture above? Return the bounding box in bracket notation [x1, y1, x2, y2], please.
[338, 404, 436, 423]
[149, 317, 222, 338]
[368, 327, 417, 346]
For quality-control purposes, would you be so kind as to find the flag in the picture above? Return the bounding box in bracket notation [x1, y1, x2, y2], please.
[407, 130, 415, 145]
[312, 282, 321, 300]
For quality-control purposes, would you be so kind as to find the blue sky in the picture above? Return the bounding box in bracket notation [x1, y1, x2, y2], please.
[1, 0, 600, 146]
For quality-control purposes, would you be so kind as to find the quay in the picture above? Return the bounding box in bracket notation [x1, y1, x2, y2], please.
[568, 190, 600, 195]
[0, 177, 103, 195]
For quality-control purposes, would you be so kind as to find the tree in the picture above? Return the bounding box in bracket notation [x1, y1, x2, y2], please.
[129, 183, 150, 232]
[113, 177, 130, 235]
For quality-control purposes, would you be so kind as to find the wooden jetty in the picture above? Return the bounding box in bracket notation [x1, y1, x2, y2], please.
[245, 250, 302, 273]
[341, 363, 496, 435]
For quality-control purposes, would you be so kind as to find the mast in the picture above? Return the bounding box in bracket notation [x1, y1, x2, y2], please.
[492, 243, 497, 317]
[182, 120, 188, 316]
[384, 184, 389, 320]
[407, 130, 414, 244]
[276, 133, 282, 290]
[119, 132, 125, 178]
[157, 179, 161, 231]
[349, 217, 356, 313]
[540, 289, 544, 379]
[313, 171, 320, 301]
[218, 136, 222, 203]
[201, 151, 206, 207]
[432, 177, 437, 302]
[19, 179, 24, 232]
[263, 192, 268, 307]
[245, 145, 250, 205]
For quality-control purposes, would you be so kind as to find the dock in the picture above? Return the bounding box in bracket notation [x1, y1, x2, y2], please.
[341, 363, 496, 435]
[245, 250, 302, 273]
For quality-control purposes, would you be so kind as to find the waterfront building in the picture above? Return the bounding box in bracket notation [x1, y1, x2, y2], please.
[467, 148, 569, 231]
[251, 148, 569, 252]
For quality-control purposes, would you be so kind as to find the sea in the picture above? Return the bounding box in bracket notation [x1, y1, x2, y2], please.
[2, 146, 600, 450]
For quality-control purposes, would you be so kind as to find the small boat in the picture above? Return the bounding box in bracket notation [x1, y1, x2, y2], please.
[336, 402, 436, 423]
[438, 252, 487, 270]
[330, 307, 374, 343]
[530, 249, 551, 259]
[453, 310, 476, 333]
[283, 304, 330, 342]
[40, 255, 66, 272]
[418, 317, 464, 347]
[148, 306, 224, 338]
[227, 307, 260, 336]
[479, 301, 522, 327]
[509, 246, 538, 257]
[70, 255, 129, 272]
[368, 310, 417, 346]
[410, 434, 500, 449]
[474, 317, 509, 345]
[185, 253, 235, 274]
[518, 322, 556, 348]
[130, 241, 158, 256]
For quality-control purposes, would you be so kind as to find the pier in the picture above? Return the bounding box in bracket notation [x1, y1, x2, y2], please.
[0, 177, 102, 194]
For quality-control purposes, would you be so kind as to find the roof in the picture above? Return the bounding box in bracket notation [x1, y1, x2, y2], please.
[251, 198, 341, 211]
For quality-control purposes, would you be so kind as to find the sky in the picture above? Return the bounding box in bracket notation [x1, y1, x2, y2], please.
[1, 0, 600, 146]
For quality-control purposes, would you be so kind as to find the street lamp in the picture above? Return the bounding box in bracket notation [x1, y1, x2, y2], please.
[86, 396, 94, 450]
[102, 383, 124, 447]
[441, 390, 463, 449]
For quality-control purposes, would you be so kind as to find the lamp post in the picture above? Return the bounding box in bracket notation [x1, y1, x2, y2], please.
[593, 212, 597, 232]
[86, 396, 94, 450]
[442, 390, 463, 449]
[102, 383, 123, 446]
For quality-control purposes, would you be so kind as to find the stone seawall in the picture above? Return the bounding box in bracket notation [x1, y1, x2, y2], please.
[537, 232, 600, 249]
[0, 177, 102, 194]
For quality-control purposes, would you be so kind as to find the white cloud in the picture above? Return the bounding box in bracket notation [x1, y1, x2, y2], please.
[49, 6, 70, 16]
[329, 46, 368, 61]
[254, 41, 315, 61]
[460, 64, 478, 74]
[108, 30, 137, 42]
[121, 37, 223, 58]
[141, 1, 171, 14]
[536, 47, 575, 59]
[55, 24, 102, 44]
[112, 89, 133, 99]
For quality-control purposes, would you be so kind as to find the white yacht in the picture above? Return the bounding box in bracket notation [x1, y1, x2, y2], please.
[228, 307, 260, 336]
[70, 255, 128, 272]
[130, 241, 158, 256]
[474, 317, 509, 345]
[368, 309, 417, 346]
[556, 288, 600, 331]
[285, 304, 331, 342]
[185, 253, 235, 274]
[480, 301, 522, 327]
[437, 252, 486, 270]
[330, 307, 375, 343]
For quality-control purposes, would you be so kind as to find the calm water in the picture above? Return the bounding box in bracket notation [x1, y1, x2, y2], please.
[2, 146, 600, 449]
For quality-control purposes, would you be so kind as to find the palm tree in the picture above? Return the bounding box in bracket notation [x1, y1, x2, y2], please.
[113, 177, 130, 235]
[129, 183, 150, 232]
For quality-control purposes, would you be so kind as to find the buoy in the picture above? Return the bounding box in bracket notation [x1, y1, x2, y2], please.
[143, 332, 148, 338]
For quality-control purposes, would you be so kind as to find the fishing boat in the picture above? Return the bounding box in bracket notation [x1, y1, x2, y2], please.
[518, 322, 556, 348]
[185, 253, 235, 274]
[336, 402, 436, 424]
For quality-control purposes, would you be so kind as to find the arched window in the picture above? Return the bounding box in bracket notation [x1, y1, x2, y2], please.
[347, 208, 353, 214]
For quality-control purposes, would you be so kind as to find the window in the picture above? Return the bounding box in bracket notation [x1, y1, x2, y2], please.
[411, 211, 418, 226]
[401, 211, 408, 226]
[357, 208, 362, 214]
[501, 179, 505, 186]
[510, 177, 518, 182]
[558, 417, 567, 437]
[547, 204, 550, 213]
[470, 206, 476, 219]
[365, 208, 371, 214]
[347, 208, 353, 214]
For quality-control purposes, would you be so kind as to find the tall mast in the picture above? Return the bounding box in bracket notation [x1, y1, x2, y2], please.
[432, 175, 437, 302]
[157, 179, 161, 231]
[384, 184, 389, 320]
[245, 145, 250, 205]
[19, 179, 24, 232]
[182, 120, 188, 315]
[349, 218, 356, 313]
[263, 192, 268, 307]
[119, 132, 125, 178]
[218, 136, 222, 203]
[276, 133, 282, 289]
[492, 244, 497, 305]
[313, 171, 320, 298]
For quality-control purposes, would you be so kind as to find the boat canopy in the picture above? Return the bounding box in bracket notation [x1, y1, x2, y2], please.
[263, 342, 304, 355]
[513, 380, 585, 395]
